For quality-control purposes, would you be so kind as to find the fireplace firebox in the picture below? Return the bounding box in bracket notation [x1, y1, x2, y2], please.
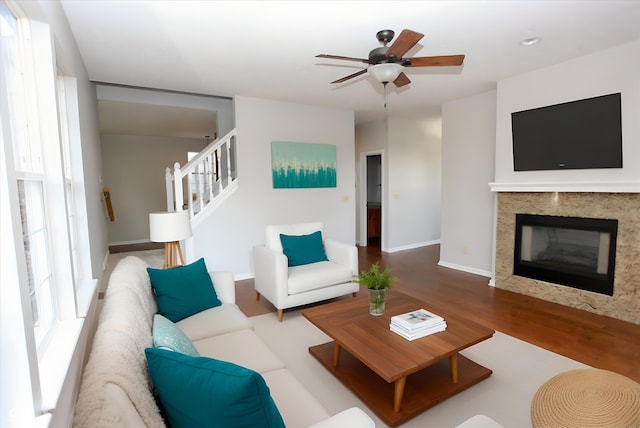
[513, 214, 618, 296]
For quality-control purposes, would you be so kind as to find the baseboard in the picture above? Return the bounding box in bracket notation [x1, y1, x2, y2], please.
[437, 260, 492, 279]
[385, 240, 440, 253]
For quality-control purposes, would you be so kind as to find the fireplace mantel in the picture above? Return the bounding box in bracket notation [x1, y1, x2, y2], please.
[489, 181, 640, 193]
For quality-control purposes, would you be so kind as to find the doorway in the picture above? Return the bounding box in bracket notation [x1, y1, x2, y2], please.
[365, 154, 382, 248]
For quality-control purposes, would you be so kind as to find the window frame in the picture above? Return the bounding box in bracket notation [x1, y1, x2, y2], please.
[1, 1, 96, 423]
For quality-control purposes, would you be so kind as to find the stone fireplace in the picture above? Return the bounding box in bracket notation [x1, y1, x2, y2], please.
[494, 192, 639, 325]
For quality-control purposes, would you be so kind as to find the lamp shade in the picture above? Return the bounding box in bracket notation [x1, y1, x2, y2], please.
[367, 63, 404, 83]
[149, 211, 192, 243]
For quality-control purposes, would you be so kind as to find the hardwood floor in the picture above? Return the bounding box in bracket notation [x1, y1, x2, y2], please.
[236, 244, 640, 383]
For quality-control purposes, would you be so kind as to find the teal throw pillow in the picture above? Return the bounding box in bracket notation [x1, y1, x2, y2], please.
[147, 258, 221, 322]
[145, 348, 285, 428]
[152, 314, 199, 357]
[279, 231, 329, 267]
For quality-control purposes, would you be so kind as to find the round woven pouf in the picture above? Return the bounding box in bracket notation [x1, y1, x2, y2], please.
[531, 368, 640, 428]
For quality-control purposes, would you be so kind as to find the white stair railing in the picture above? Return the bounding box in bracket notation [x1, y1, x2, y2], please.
[165, 129, 238, 224]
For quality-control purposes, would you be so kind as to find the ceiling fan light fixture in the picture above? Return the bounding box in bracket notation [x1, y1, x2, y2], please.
[368, 63, 404, 83]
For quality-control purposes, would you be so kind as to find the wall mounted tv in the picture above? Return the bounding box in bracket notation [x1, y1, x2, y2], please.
[511, 93, 622, 171]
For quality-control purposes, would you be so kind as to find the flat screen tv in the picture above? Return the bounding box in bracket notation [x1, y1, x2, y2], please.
[511, 93, 622, 171]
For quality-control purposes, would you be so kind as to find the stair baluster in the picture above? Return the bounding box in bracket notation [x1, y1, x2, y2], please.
[165, 129, 238, 226]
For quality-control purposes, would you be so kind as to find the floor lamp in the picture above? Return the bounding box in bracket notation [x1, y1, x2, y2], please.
[149, 211, 192, 269]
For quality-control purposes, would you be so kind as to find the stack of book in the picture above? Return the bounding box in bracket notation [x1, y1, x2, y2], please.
[390, 308, 447, 341]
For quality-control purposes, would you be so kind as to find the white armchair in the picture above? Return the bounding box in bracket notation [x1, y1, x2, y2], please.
[253, 222, 359, 321]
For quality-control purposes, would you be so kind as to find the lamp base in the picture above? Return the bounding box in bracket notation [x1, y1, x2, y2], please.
[164, 241, 185, 269]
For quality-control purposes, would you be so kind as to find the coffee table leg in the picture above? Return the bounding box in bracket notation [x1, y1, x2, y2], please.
[394, 377, 407, 413]
[450, 353, 458, 383]
[333, 342, 341, 367]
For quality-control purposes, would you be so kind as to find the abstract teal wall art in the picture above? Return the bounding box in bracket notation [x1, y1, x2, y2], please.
[271, 142, 337, 188]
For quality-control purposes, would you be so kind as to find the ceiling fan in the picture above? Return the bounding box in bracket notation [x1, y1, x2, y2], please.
[317, 29, 465, 88]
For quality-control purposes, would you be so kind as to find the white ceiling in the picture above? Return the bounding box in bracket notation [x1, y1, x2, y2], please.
[61, 0, 640, 130]
[98, 100, 218, 139]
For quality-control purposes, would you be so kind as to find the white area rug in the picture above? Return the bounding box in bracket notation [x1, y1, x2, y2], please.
[251, 310, 589, 428]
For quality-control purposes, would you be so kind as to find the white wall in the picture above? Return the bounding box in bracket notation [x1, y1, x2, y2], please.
[387, 115, 442, 251]
[494, 39, 640, 191]
[440, 90, 497, 277]
[96, 85, 235, 138]
[355, 115, 442, 253]
[191, 96, 356, 277]
[101, 134, 207, 244]
[438, 39, 640, 280]
[355, 120, 387, 246]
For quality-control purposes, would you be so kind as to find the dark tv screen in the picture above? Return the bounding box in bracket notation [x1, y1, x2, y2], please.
[511, 93, 622, 171]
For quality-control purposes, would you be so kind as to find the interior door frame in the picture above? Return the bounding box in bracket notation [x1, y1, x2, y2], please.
[359, 150, 385, 249]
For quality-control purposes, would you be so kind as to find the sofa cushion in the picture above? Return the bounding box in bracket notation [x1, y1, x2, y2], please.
[193, 329, 286, 374]
[145, 348, 285, 428]
[147, 258, 221, 322]
[177, 303, 253, 342]
[261, 368, 331, 427]
[152, 314, 199, 357]
[288, 261, 353, 295]
[280, 231, 329, 267]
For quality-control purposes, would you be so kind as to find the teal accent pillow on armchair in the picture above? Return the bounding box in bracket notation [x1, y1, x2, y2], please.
[147, 258, 221, 322]
[145, 348, 285, 428]
[279, 231, 329, 267]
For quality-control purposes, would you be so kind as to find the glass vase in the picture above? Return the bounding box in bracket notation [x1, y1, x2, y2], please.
[369, 289, 386, 316]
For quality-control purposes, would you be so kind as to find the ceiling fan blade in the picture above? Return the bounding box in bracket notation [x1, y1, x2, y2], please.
[331, 69, 368, 84]
[386, 29, 424, 59]
[393, 72, 411, 88]
[316, 54, 370, 64]
[408, 55, 465, 67]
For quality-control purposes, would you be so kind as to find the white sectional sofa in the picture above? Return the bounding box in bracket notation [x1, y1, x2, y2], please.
[73, 256, 374, 428]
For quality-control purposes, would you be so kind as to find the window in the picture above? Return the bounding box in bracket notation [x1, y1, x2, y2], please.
[1, 1, 92, 423]
[57, 74, 81, 284]
[3, 1, 58, 352]
[18, 179, 57, 348]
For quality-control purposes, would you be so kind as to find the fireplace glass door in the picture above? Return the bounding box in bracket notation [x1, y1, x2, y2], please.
[513, 214, 617, 296]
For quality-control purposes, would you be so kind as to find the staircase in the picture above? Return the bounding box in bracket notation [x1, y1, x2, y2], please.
[165, 129, 238, 228]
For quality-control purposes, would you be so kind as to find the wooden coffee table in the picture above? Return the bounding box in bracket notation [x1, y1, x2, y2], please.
[302, 291, 494, 427]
